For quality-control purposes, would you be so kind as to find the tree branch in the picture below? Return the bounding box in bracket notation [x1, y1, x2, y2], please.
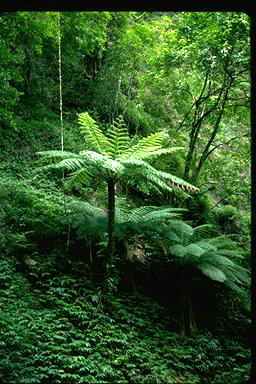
[192, 78, 234, 182]
[202, 133, 249, 160]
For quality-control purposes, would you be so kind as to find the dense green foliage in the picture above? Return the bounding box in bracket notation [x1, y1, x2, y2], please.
[0, 11, 251, 383]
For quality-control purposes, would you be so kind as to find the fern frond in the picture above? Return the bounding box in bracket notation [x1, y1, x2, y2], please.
[170, 244, 186, 258]
[123, 147, 184, 162]
[166, 220, 194, 236]
[65, 168, 92, 187]
[185, 243, 204, 258]
[54, 158, 87, 172]
[191, 224, 216, 241]
[200, 251, 235, 267]
[120, 132, 165, 160]
[203, 235, 239, 249]
[219, 265, 250, 286]
[194, 240, 218, 252]
[37, 157, 87, 173]
[37, 150, 82, 160]
[78, 112, 109, 155]
[198, 263, 227, 282]
[224, 279, 246, 293]
[120, 159, 199, 194]
[68, 201, 106, 217]
[125, 206, 184, 223]
[217, 249, 244, 259]
[106, 115, 130, 160]
[79, 150, 124, 179]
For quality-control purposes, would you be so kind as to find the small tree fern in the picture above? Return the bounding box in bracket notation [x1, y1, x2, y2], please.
[169, 225, 250, 288]
[37, 112, 199, 262]
[167, 224, 250, 336]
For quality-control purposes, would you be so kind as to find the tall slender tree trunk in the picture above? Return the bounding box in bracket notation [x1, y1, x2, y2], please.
[58, 12, 64, 152]
[107, 179, 116, 263]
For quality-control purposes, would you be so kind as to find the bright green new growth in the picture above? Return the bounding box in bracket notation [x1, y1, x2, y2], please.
[38, 112, 199, 193]
[81, 112, 199, 192]
[78, 112, 109, 156]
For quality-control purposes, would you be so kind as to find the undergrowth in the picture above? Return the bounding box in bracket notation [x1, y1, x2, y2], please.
[0, 251, 250, 384]
[0, 152, 250, 384]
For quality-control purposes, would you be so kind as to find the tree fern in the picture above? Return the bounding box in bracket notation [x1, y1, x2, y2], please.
[168, 225, 250, 292]
[37, 111, 199, 263]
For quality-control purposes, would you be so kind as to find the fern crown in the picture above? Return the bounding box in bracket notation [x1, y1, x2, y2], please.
[37, 112, 199, 193]
[169, 224, 250, 290]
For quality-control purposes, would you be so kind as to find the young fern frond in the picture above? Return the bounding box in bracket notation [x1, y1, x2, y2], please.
[78, 112, 109, 155]
[120, 131, 165, 160]
[131, 147, 184, 162]
[106, 115, 130, 160]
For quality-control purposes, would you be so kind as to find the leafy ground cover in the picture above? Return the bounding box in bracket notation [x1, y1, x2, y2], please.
[0, 253, 250, 384]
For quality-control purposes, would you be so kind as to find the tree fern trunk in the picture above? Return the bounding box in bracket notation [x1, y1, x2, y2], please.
[178, 269, 196, 337]
[107, 179, 116, 263]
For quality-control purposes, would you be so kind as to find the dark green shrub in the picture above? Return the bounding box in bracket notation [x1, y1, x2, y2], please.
[210, 204, 251, 244]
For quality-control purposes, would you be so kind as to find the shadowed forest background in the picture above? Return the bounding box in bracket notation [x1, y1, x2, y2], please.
[0, 11, 251, 383]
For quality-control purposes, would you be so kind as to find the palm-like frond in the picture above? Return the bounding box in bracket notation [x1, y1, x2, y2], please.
[191, 224, 216, 241]
[197, 263, 227, 282]
[200, 252, 235, 267]
[120, 131, 170, 160]
[219, 264, 250, 285]
[120, 159, 199, 194]
[39, 113, 199, 194]
[68, 201, 107, 242]
[117, 206, 184, 224]
[37, 149, 125, 183]
[106, 115, 130, 160]
[65, 168, 92, 187]
[166, 220, 194, 236]
[37, 150, 82, 160]
[78, 112, 109, 155]
[79, 150, 124, 179]
[68, 201, 106, 217]
[36, 151, 88, 173]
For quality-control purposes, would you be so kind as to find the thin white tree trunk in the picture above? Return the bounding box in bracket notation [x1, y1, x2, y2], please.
[58, 13, 64, 151]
